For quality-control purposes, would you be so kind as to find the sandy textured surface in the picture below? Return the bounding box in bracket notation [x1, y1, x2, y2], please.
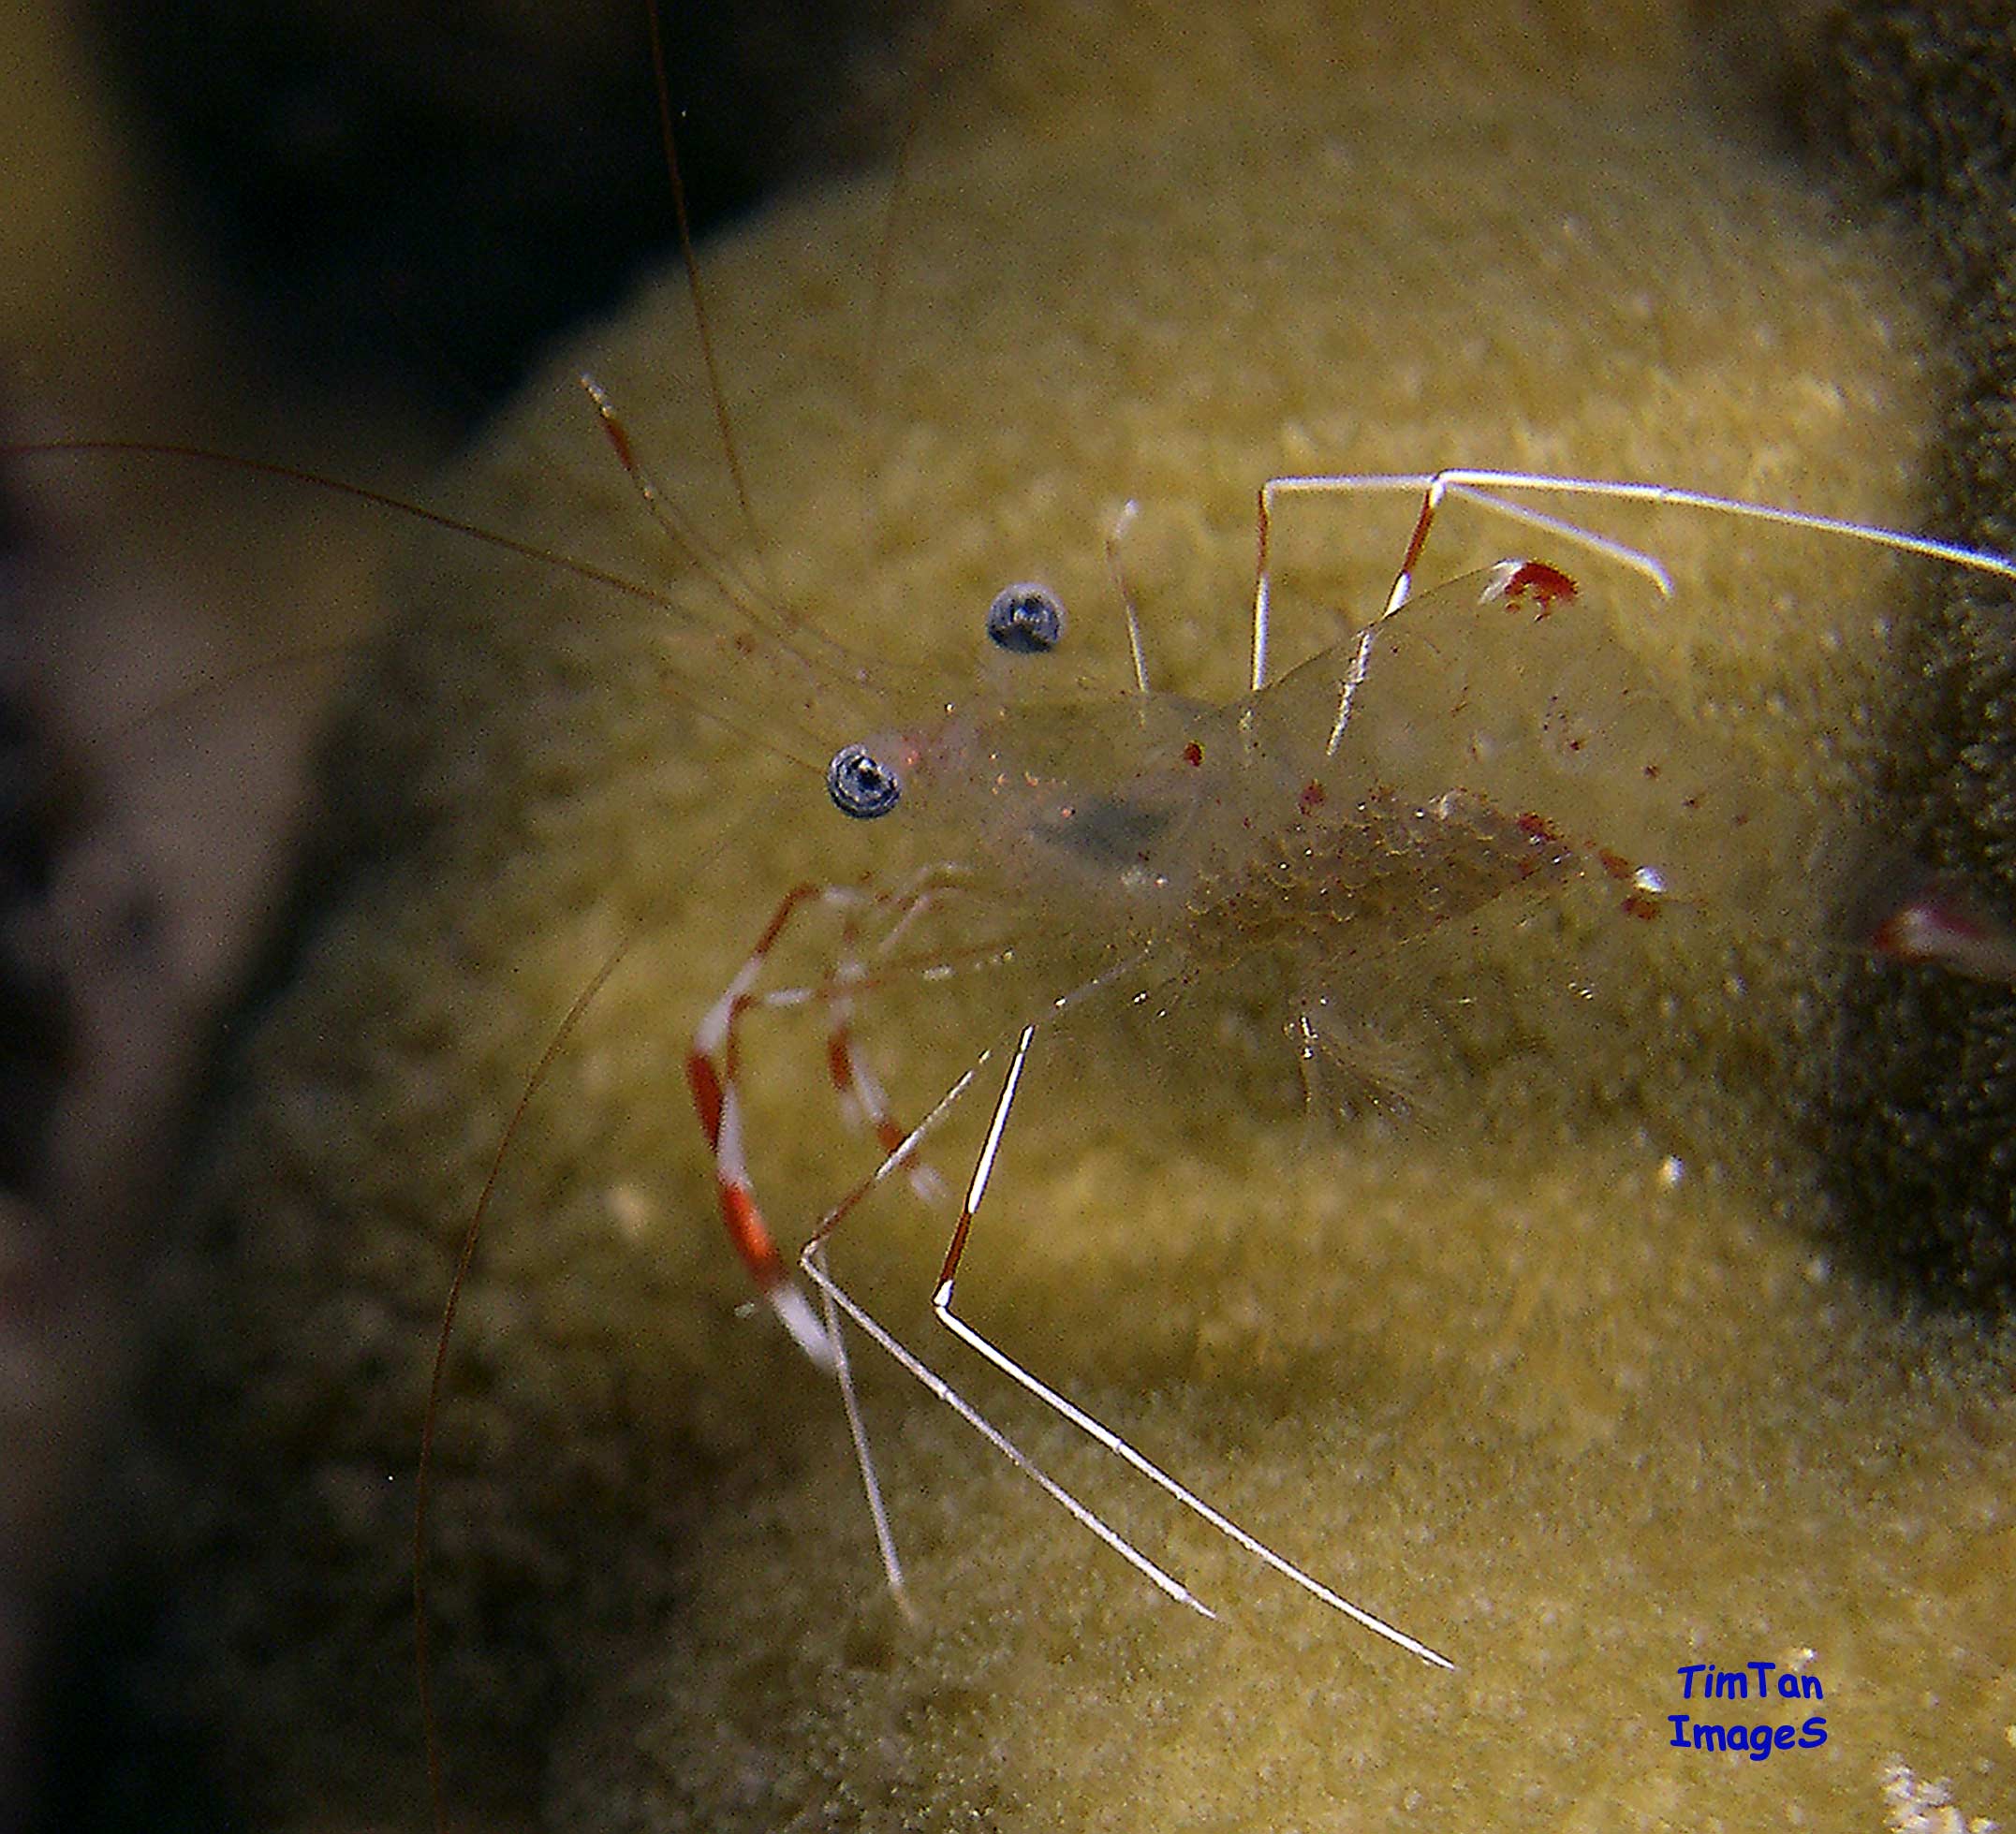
[68, 2, 2016, 1829]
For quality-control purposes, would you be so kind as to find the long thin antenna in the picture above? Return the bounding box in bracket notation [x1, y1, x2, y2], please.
[644, 0, 767, 566]
[414, 940, 633, 1833]
[852, 2, 980, 525]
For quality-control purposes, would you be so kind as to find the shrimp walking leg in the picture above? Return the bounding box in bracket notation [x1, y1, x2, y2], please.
[1250, 469, 2016, 692]
[921, 1024, 1456, 1667]
[796, 1044, 1218, 1620]
[689, 875, 961, 1602]
[688, 878, 955, 1366]
[792, 1028, 1413, 1635]
[827, 877, 951, 1206]
[685, 883, 840, 1368]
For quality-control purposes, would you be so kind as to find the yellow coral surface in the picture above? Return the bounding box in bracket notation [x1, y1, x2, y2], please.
[171, 4, 2016, 1827]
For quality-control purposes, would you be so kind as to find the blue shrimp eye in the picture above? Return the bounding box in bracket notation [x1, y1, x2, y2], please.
[985, 582, 1067, 653]
[827, 742, 902, 819]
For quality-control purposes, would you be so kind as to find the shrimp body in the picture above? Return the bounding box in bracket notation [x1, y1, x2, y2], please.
[676, 462, 2016, 1703]
[858, 550, 1778, 1084]
[105, 9, 2016, 1827]
[874, 603, 1565, 1007]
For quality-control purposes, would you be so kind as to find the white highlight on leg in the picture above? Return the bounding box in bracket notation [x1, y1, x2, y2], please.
[928, 1291, 1451, 1666]
[1265, 468, 2016, 590]
[1325, 624, 1380, 759]
[801, 1241, 1217, 1619]
[1105, 499, 1151, 696]
[813, 1265, 914, 1618]
[934, 1026, 1452, 1666]
[769, 1281, 839, 1371]
[715, 1081, 750, 1187]
[962, 1024, 1034, 1216]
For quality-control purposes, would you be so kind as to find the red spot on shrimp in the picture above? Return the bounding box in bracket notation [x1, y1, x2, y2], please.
[1299, 780, 1326, 815]
[596, 409, 638, 473]
[1183, 740, 1204, 767]
[1596, 848, 1633, 881]
[1869, 886, 2016, 981]
[1502, 558, 1578, 610]
[1621, 892, 1661, 920]
[685, 1051, 726, 1150]
[1516, 811, 1561, 842]
[718, 1181, 787, 1290]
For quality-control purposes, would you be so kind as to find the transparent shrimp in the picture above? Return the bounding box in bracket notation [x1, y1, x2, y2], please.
[25, 17, 2016, 1829]
[626, 364, 2016, 1670]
